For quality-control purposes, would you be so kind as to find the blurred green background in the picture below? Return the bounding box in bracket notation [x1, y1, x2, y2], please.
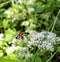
[0, 0, 60, 62]
[0, 0, 60, 33]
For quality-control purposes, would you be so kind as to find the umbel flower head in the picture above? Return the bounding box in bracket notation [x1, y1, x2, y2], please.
[27, 31, 60, 52]
[18, 47, 33, 59]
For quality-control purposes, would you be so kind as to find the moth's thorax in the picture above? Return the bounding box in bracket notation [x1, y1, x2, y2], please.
[19, 33, 24, 39]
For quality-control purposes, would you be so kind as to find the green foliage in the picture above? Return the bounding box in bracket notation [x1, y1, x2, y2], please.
[0, 0, 60, 32]
[57, 46, 60, 53]
[0, 0, 60, 62]
[3, 19, 8, 29]
[4, 28, 16, 42]
[32, 55, 42, 62]
[0, 58, 18, 62]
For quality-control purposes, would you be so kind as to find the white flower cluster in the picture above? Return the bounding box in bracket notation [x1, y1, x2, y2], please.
[18, 47, 33, 59]
[6, 44, 20, 55]
[18, 0, 35, 5]
[27, 8, 35, 14]
[4, 10, 13, 18]
[27, 31, 60, 51]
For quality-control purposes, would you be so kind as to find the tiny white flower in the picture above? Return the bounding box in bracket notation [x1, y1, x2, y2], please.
[4, 10, 13, 18]
[27, 0, 35, 5]
[11, 36, 20, 43]
[19, 47, 27, 53]
[5, 10, 13, 15]
[25, 52, 33, 59]
[6, 45, 19, 54]
[12, 17, 17, 22]
[18, 0, 23, 4]
[28, 8, 35, 14]
[0, 33, 4, 41]
[27, 31, 60, 52]
[21, 21, 29, 26]
[18, 47, 33, 59]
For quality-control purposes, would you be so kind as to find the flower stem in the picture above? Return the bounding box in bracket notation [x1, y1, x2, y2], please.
[51, 10, 60, 32]
[46, 51, 57, 62]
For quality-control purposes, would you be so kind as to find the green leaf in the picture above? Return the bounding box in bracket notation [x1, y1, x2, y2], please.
[35, 2, 46, 13]
[31, 55, 42, 62]
[56, 1, 60, 8]
[35, 6, 46, 13]
[47, 0, 55, 5]
[4, 29, 16, 42]
[0, 58, 18, 62]
[35, 56, 42, 62]
[0, 50, 4, 58]
[3, 19, 8, 29]
[57, 46, 60, 53]
[0, 42, 3, 46]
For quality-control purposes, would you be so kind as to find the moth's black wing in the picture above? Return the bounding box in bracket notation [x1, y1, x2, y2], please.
[15, 35, 20, 39]
[23, 32, 29, 36]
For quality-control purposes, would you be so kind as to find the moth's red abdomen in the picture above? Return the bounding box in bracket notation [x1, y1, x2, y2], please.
[19, 33, 24, 39]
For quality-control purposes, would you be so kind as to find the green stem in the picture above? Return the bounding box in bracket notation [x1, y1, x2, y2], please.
[51, 10, 60, 32]
[46, 51, 57, 62]
[48, 20, 54, 31]
[31, 49, 39, 62]
[0, 1, 11, 8]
